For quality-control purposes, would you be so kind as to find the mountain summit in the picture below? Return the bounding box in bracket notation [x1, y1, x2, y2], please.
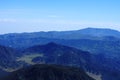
[22, 42, 92, 67]
[79, 28, 120, 37]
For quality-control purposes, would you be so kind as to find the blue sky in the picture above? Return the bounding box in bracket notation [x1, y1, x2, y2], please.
[0, 0, 120, 34]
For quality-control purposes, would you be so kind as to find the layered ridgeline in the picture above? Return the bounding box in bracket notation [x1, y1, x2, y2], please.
[0, 43, 95, 79]
[0, 28, 120, 58]
[18, 42, 120, 80]
[0, 42, 120, 80]
[0, 28, 120, 48]
[0, 28, 120, 80]
[1, 28, 120, 41]
[1, 64, 94, 80]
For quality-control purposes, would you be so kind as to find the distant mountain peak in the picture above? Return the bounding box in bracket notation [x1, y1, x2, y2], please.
[81, 27, 119, 32]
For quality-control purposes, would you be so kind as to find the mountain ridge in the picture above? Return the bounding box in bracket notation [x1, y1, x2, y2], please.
[1, 64, 95, 80]
[0, 27, 120, 35]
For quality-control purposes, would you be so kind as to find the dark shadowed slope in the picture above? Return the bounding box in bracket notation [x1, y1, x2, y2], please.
[0, 69, 9, 78]
[0, 45, 21, 78]
[0, 45, 19, 69]
[2, 64, 94, 80]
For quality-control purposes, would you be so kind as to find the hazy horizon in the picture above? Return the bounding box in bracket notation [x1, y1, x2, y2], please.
[0, 27, 119, 35]
[0, 0, 120, 34]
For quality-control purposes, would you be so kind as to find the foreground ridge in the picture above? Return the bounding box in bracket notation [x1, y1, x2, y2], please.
[2, 64, 94, 80]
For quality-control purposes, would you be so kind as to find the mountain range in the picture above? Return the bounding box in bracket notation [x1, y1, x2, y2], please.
[20, 42, 120, 80]
[0, 42, 119, 80]
[0, 28, 120, 80]
[0, 28, 120, 58]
